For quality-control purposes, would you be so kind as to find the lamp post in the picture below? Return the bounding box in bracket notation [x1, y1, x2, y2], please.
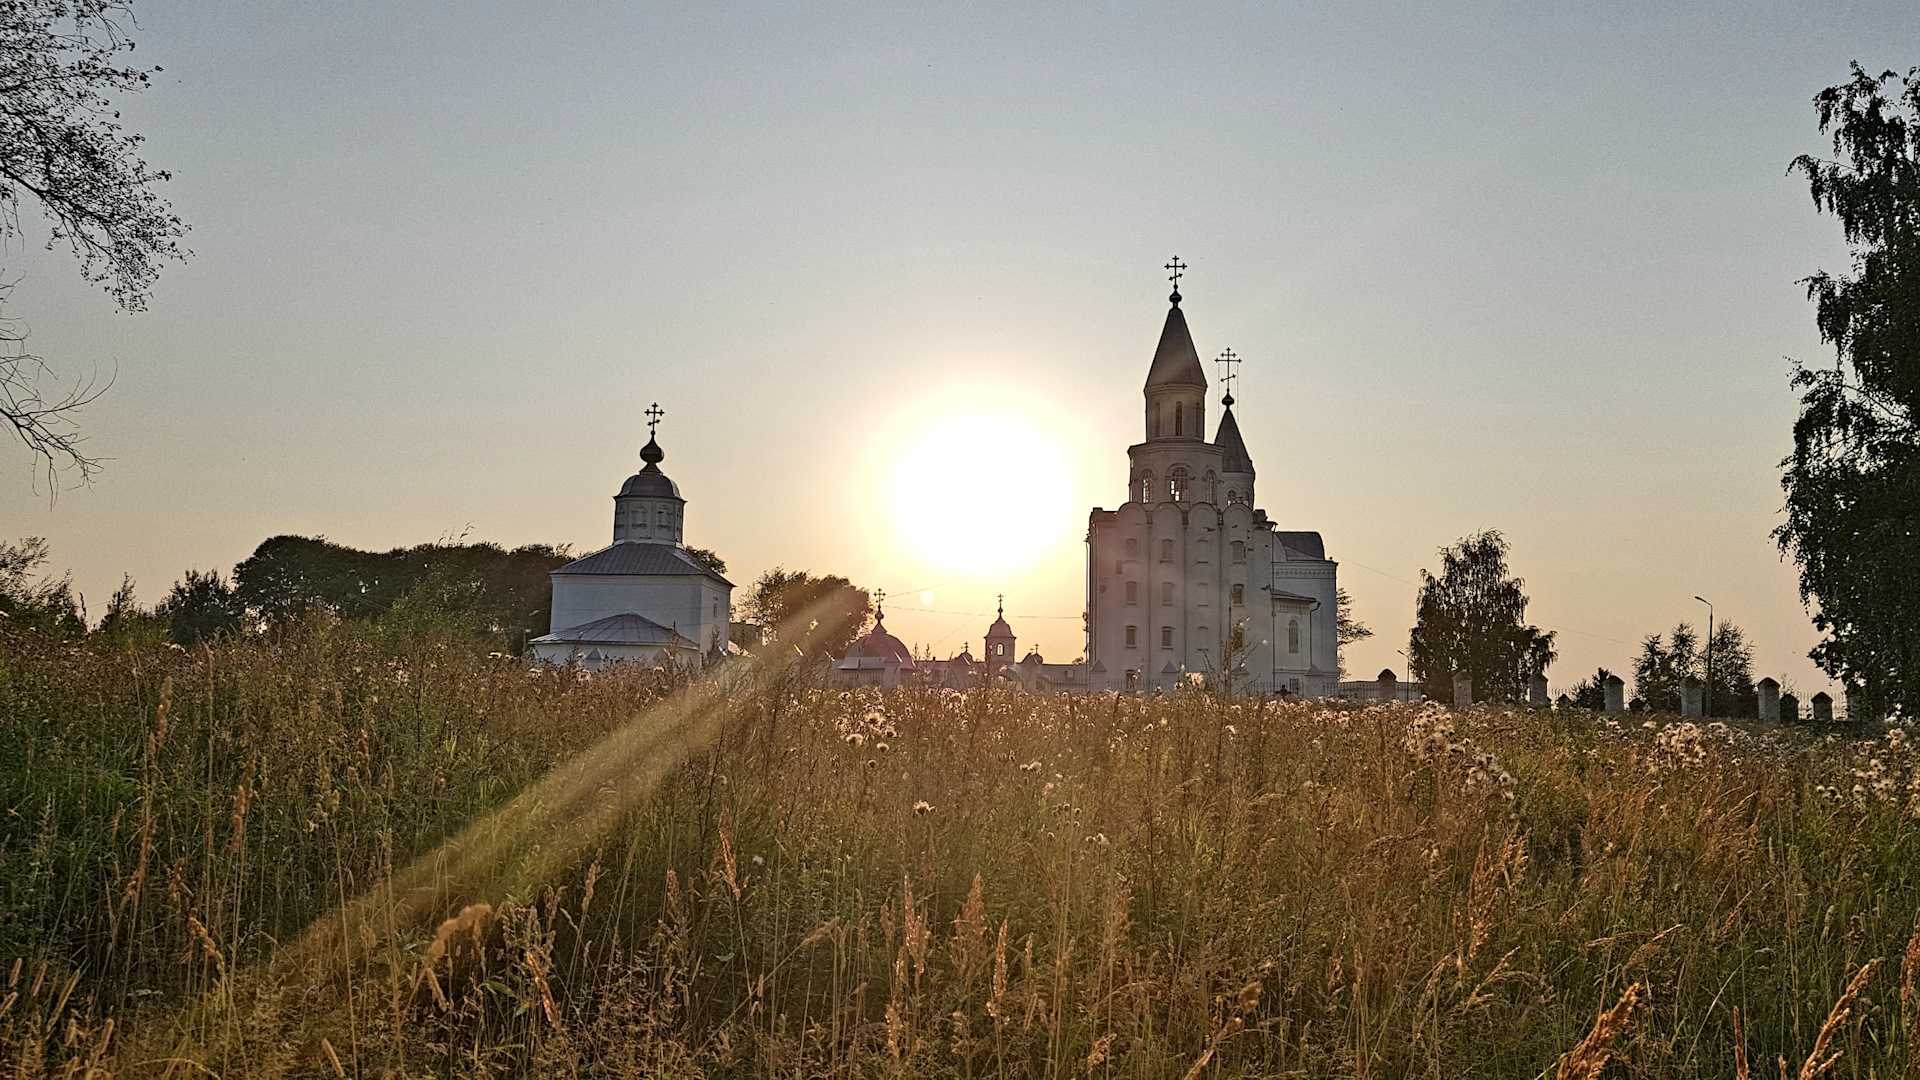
[1396, 649, 1410, 690]
[1695, 596, 1713, 717]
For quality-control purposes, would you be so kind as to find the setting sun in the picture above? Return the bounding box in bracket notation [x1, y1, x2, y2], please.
[890, 413, 1075, 574]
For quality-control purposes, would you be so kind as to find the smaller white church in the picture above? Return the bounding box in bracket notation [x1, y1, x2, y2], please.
[528, 408, 732, 670]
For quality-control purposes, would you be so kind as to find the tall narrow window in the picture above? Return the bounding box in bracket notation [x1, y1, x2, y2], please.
[1125, 626, 1137, 648]
[1174, 401, 1184, 436]
[1125, 581, 1138, 603]
[1161, 626, 1173, 648]
[1203, 471, 1216, 503]
[1115, 560, 1123, 575]
[1288, 619, 1300, 654]
[1138, 472, 1154, 504]
[1169, 467, 1190, 502]
[1160, 539, 1173, 561]
[1151, 402, 1161, 438]
[1231, 584, 1244, 605]
[1231, 541, 1246, 564]
[1161, 582, 1173, 605]
[1125, 538, 1138, 558]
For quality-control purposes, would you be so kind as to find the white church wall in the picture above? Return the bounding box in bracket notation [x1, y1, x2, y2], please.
[550, 576, 730, 654]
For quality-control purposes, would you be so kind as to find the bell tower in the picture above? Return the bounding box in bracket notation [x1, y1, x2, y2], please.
[613, 402, 686, 545]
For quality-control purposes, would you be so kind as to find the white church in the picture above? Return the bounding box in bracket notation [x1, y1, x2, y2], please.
[527, 411, 733, 670]
[1084, 269, 1339, 696]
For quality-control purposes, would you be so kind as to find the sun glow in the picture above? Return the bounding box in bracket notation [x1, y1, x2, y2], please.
[891, 413, 1075, 574]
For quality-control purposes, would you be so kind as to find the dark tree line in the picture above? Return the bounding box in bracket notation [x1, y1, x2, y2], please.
[1781, 64, 1920, 718]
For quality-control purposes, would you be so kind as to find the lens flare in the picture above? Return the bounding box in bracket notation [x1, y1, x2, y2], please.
[892, 414, 1074, 573]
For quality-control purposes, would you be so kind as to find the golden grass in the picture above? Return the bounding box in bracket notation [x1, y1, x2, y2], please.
[7, 624, 1920, 1077]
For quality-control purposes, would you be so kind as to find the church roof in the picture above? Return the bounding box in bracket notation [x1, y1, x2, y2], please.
[1273, 531, 1325, 561]
[986, 615, 1013, 637]
[837, 613, 914, 667]
[553, 542, 733, 585]
[1144, 302, 1208, 390]
[530, 612, 690, 647]
[617, 463, 683, 500]
[1213, 406, 1253, 473]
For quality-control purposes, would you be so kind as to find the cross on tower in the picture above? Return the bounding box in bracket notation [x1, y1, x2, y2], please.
[873, 587, 886, 611]
[1216, 348, 1240, 406]
[1165, 256, 1187, 300]
[997, 593, 1005, 617]
[645, 402, 664, 438]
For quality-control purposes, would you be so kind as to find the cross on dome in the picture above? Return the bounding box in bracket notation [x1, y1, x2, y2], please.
[1217, 348, 1240, 407]
[1164, 256, 1186, 303]
[645, 402, 664, 437]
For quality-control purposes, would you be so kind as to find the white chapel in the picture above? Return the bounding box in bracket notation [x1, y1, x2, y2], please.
[1084, 268, 1339, 696]
[528, 408, 733, 670]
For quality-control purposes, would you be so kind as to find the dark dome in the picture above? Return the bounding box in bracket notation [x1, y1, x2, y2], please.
[617, 464, 683, 500]
[846, 615, 913, 664]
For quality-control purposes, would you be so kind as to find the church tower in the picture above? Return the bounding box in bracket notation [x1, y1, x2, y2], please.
[984, 596, 1016, 672]
[529, 403, 733, 671]
[1083, 262, 1339, 696]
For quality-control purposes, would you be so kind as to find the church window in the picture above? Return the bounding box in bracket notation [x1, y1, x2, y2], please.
[1195, 401, 1204, 435]
[1138, 472, 1154, 504]
[1160, 539, 1173, 561]
[1231, 541, 1246, 564]
[1161, 626, 1173, 648]
[1231, 584, 1244, 605]
[1203, 471, 1216, 502]
[1288, 619, 1300, 654]
[1115, 560, 1123, 576]
[1160, 582, 1173, 605]
[1125, 626, 1137, 648]
[1174, 401, 1184, 436]
[1169, 467, 1190, 502]
[1226, 489, 1241, 506]
[1125, 538, 1137, 558]
[1125, 581, 1138, 603]
[1150, 402, 1161, 438]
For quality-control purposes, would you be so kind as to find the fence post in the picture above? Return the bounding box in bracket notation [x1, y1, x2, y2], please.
[1757, 677, 1780, 722]
[1680, 677, 1704, 718]
[1452, 673, 1473, 708]
[1603, 674, 1625, 713]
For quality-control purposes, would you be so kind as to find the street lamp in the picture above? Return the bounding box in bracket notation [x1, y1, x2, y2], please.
[1695, 596, 1713, 717]
[1396, 649, 1410, 689]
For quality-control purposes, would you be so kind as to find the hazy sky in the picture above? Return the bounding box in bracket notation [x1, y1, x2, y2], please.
[3, 1, 1914, 695]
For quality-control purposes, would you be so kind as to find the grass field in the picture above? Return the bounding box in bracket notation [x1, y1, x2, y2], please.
[3, 621, 1918, 1078]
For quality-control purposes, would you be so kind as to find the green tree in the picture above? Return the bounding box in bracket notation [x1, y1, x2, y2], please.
[1335, 586, 1371, 680]
[742, 567, 870, 661]
[0, 535, 82, 635]
[1780, 64, 1920, 718]
[684, 546, 727, 577]
[1407, 530, 1555, 703]
[160, 568, 240, 645]
[1, 1, 187, 484]
[1633, 621, 1757, 717]
[1567, 667, 1616, 711]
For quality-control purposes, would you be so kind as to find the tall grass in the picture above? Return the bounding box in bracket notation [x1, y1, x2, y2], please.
[4, 621, 1919, 1077]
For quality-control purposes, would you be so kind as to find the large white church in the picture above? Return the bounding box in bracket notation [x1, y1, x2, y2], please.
[1084, 272, 1339, 696]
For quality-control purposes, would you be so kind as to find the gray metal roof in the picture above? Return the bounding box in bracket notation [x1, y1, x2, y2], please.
[1144, 303, 1207, 389]
[530, 612, 689, 646]
[617, 465, 683, 500]
[552, 542, 733, 585]
[1274, 531, 1326, 560]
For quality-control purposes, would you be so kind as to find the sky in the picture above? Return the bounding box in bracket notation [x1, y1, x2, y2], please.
[2, 1, 1914, 697]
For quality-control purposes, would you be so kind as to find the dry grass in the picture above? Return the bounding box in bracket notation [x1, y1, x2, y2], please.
[6, 623, 1920, 1077]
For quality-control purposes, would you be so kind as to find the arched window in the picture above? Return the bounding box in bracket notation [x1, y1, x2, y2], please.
[1151, 402, 1161, 438]
[1169, 466, 1190, 502]
[1137, 472, 1154, 504]
[1231, 541, 1246, 564]
[1125, 581, 1138, 603]
[1160, 581, 1173, 605]
[1226, 489, 1241, 506]
[1288, 619, 1301, 654]
[1203, 471, 1216, 503]
[1160, 539, 1173, 561]
[1125, 538, 1138, 558]
[1231, 584, 1244, 605]
[1174, 401, 1184, 436]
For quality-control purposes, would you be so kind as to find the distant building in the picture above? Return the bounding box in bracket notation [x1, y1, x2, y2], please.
[1084, 273, 1339, 695]
[849, 598, 1091, 693]
[528, 412, 732, 670]
[832, 604, 916, 687]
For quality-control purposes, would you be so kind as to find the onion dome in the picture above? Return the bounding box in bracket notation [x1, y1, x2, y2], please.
[843, 610, 913, 665]
[618, 435, 683, 499]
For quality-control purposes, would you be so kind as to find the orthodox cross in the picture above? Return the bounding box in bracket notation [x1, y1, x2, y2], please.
[1164, 256, 1186, 295]
[645, 402, 664, 438]
[1216, 348, 1240, 406]
[873, 587, 886, 611]
[997, 593, 1005, 617]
